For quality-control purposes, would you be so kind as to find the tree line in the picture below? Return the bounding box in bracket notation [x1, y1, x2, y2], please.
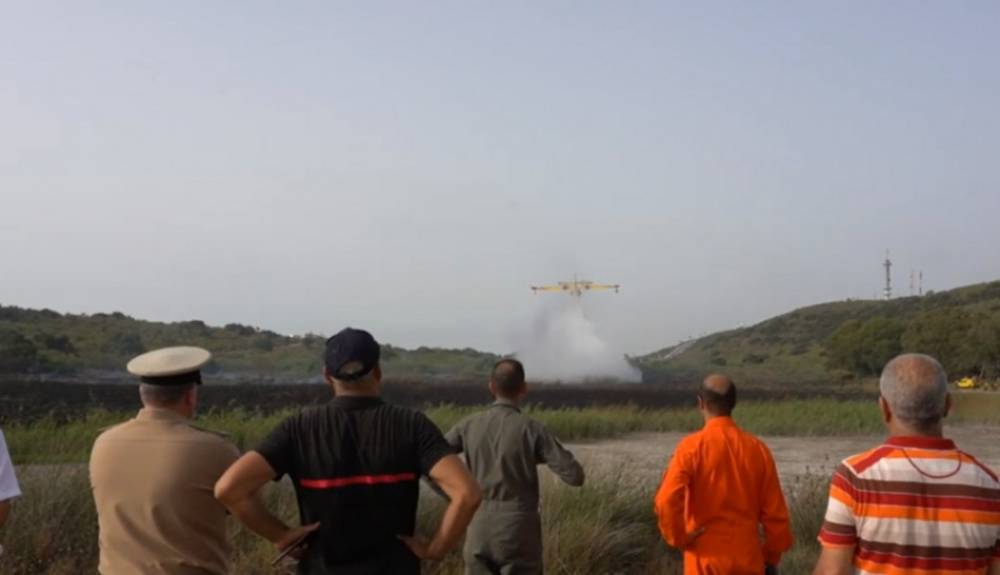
[825, 309, 1000, 378]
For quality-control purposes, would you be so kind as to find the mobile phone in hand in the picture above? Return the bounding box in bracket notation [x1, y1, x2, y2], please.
[272, 531, 314, 565]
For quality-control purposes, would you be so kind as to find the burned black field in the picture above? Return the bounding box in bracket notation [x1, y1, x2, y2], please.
[0, 379, 872, 423]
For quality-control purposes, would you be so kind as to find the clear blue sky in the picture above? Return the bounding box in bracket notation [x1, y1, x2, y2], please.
[2, 1, 999, 354]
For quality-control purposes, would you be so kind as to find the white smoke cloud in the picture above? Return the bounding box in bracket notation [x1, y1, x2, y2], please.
[512, 299, 641, 383]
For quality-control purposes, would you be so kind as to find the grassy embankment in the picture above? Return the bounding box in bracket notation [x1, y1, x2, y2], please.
[639, 279, 1000, 384]
[3, 394, 998, 574]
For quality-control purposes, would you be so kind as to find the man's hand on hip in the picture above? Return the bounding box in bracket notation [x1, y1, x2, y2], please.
[275, 522, 320, 560]
[398, 534, 444, 561]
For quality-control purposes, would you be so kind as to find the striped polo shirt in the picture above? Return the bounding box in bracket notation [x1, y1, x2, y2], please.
[818, 436, 1000, 574]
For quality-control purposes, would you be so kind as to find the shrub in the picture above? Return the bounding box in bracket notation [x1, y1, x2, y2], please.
[825, 318, 903, 375]
[0, 330, 38, 372]
[33, 333, 77, 355]
[100, 331, 145, 356]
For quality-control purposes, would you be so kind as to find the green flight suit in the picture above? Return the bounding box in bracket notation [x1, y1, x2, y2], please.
[446, 399, 585, 575]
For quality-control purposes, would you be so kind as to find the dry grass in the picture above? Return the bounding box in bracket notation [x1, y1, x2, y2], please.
[1, 461, 833, 575]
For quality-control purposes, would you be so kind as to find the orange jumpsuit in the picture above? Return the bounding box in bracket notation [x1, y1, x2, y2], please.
[653, 416, 792, 574]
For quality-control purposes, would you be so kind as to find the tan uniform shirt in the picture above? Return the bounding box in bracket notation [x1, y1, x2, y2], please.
[89, 408, 240, 575]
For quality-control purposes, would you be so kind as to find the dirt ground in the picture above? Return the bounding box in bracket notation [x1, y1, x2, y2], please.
[569, 426, 1000, 484]
[29, 427, 998, 488]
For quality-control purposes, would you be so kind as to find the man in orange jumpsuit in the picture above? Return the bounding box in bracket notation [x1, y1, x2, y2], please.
[653, 375, 792, 574]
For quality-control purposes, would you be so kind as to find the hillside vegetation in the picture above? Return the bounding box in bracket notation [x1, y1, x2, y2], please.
[6, 278, 1000, 385]
[640, 280, 1000, 385]
[0, 306, 498, 380]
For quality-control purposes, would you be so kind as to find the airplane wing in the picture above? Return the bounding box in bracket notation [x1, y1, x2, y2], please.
[530, 285, 568, 292]
[584, 283, 621, 292]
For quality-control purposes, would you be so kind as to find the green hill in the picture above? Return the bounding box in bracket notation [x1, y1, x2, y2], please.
[0, 306, 499, 381]
[7, 279, 1000, 385]
[638, 280, 1000, 386]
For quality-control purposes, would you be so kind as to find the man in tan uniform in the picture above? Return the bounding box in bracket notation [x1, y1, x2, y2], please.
[89, 346, 240, 575]
[445, 359, 584, 575]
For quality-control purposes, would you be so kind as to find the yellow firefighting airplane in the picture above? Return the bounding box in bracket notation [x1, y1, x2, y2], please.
[530, 277, 621, 297]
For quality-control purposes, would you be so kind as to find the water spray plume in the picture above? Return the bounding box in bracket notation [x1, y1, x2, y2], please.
[515, 299, 641, 383]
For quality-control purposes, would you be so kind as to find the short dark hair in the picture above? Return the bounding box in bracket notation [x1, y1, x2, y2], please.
[698, 383, 736, 415]
[329, 361, 379, 389]
[492, 359, 526, 398]
[139, 383, 194, 407]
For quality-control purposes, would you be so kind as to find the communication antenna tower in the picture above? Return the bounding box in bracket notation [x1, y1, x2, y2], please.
[919, 271, 924, 296]
[909, 270, 915, 297]
[883, 250, 892, 300]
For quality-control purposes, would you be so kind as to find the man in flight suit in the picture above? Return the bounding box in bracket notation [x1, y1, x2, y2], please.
[446, 359, 585, 575]
[653, 374, 792, 575]
[89, 346, 241, 575]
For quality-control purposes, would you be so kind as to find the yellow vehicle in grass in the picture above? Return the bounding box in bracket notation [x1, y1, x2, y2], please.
[956, 377, 977, 389]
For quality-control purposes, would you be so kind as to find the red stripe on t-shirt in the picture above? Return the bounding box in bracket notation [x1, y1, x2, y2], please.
[300, 472, 418, 489]
[818, 530, 858, 546]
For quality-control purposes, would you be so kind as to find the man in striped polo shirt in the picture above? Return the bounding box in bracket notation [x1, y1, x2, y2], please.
[813, 353, 1000, 575]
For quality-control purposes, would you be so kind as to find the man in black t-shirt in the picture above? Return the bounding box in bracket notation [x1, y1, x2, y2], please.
[215, 328, 482, 574]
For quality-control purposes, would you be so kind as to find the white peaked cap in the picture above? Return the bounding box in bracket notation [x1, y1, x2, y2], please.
[126, 346, 212, 377]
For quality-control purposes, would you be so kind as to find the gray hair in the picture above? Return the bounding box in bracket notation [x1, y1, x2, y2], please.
[879, 353, 948, 427]
[139, 383, 194, 407]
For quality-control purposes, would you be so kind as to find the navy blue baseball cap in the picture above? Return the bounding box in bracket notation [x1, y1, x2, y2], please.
[325, 328, 381, 381]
